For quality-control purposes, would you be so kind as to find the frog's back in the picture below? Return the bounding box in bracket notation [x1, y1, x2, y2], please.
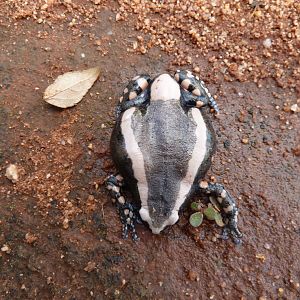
[112, 101, 215, 204]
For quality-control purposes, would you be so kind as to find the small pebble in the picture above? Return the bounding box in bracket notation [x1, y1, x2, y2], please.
[292, 145, 300, 156]
[187, 270, 199, 281]
[242, 138, 249, 144]
[84, 261, 96, 272]
[263, 38, 272, 48]
[25, 233, 38, 244]
[63, 218, 69, 229]
[193, 66, 200, 73]
[115, 13, 121, 21]
[290, 104, 300, 113]
[264, 243, 271, 250]
[1, 244, 11, 253]
[224, 140, 230, 149]
[5, 164, 19, 183]
[256, 253, 266, 262]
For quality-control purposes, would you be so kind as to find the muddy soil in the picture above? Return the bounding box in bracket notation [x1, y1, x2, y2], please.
[0, 1, 299, 300]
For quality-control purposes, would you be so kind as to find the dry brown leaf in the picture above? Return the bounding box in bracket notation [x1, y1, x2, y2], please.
[44, 67, 100, 108]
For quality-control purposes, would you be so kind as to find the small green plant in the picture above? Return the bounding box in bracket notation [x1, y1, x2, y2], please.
[189, 202, 224, 228]
[189, 212, 203, 227]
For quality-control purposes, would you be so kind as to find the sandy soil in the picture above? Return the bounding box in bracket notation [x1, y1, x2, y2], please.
[0, 1, 299, 299]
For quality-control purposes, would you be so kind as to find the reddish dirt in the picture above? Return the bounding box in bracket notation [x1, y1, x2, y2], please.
[0, 1, 299, 299]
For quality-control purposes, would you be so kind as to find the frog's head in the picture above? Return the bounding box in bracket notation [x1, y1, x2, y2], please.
[139, 205, 179, 234]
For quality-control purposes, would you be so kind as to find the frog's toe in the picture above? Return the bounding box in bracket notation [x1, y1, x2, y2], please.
[222, 224, 243, 245]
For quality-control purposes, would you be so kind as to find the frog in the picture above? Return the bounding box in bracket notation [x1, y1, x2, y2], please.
[106, 70, 242, 243]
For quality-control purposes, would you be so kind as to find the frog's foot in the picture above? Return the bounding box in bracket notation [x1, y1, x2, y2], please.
[117, 74, 151, 116]
[174, 70, 219, 113]
[199, 180, 242, 244]
[106, 174, 139, 241]
[118, 202, 139, 241]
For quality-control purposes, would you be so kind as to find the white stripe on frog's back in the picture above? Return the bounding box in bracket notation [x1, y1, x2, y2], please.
[174, 108, 207, 211]
[151, 74, 180, 101]
[120, 107, 148, 208]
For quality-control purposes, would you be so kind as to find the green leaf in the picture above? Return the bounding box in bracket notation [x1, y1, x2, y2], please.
[204, 206, 218, 220]
[191, 202, 199, 211]
[215, 213, 225, 227]
[189, 212, 203, 227]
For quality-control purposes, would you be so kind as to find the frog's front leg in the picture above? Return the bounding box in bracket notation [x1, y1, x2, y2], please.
[106, 174, 140, 241]
[199, 180, 242, 244]
[174, 70, 219, 113]
[117, 74, 151, 116]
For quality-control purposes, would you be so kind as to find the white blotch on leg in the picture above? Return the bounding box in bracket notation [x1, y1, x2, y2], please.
[129, 91, 137, 100]
[192, 88, 201, 96]
[181, 79, 191, 89]
[137, 78, 149, 90]
[224, 205, 233, 213]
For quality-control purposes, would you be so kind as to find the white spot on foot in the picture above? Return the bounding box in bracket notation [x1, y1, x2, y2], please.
[221, 190, 227, 198]
[118, 196, 125, 204]
[200, 181, 208, 189]
[193, 88, 201, 96]
[181, 78, 191, 89]
[196, 101, 204, 108]
[224, 205, 233, 213]
[137, 78, 148, 90]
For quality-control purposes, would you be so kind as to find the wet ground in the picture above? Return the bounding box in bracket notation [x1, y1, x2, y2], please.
[0, 1, 300, 299]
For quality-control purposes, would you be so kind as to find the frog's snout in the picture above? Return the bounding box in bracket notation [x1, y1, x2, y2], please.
[140, 207, 179, 234]
[150, 227, 163, 235]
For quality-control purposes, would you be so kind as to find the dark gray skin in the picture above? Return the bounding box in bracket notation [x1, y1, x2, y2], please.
[111, 101, 215, 209]
[106, 70, 242, 243]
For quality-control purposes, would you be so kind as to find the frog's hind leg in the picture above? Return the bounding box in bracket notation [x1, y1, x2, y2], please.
[106, 174, 140, 241]
[199, 180, 242, 244]
[117, 74, 151, 115]
[174, 70, 219, 113]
